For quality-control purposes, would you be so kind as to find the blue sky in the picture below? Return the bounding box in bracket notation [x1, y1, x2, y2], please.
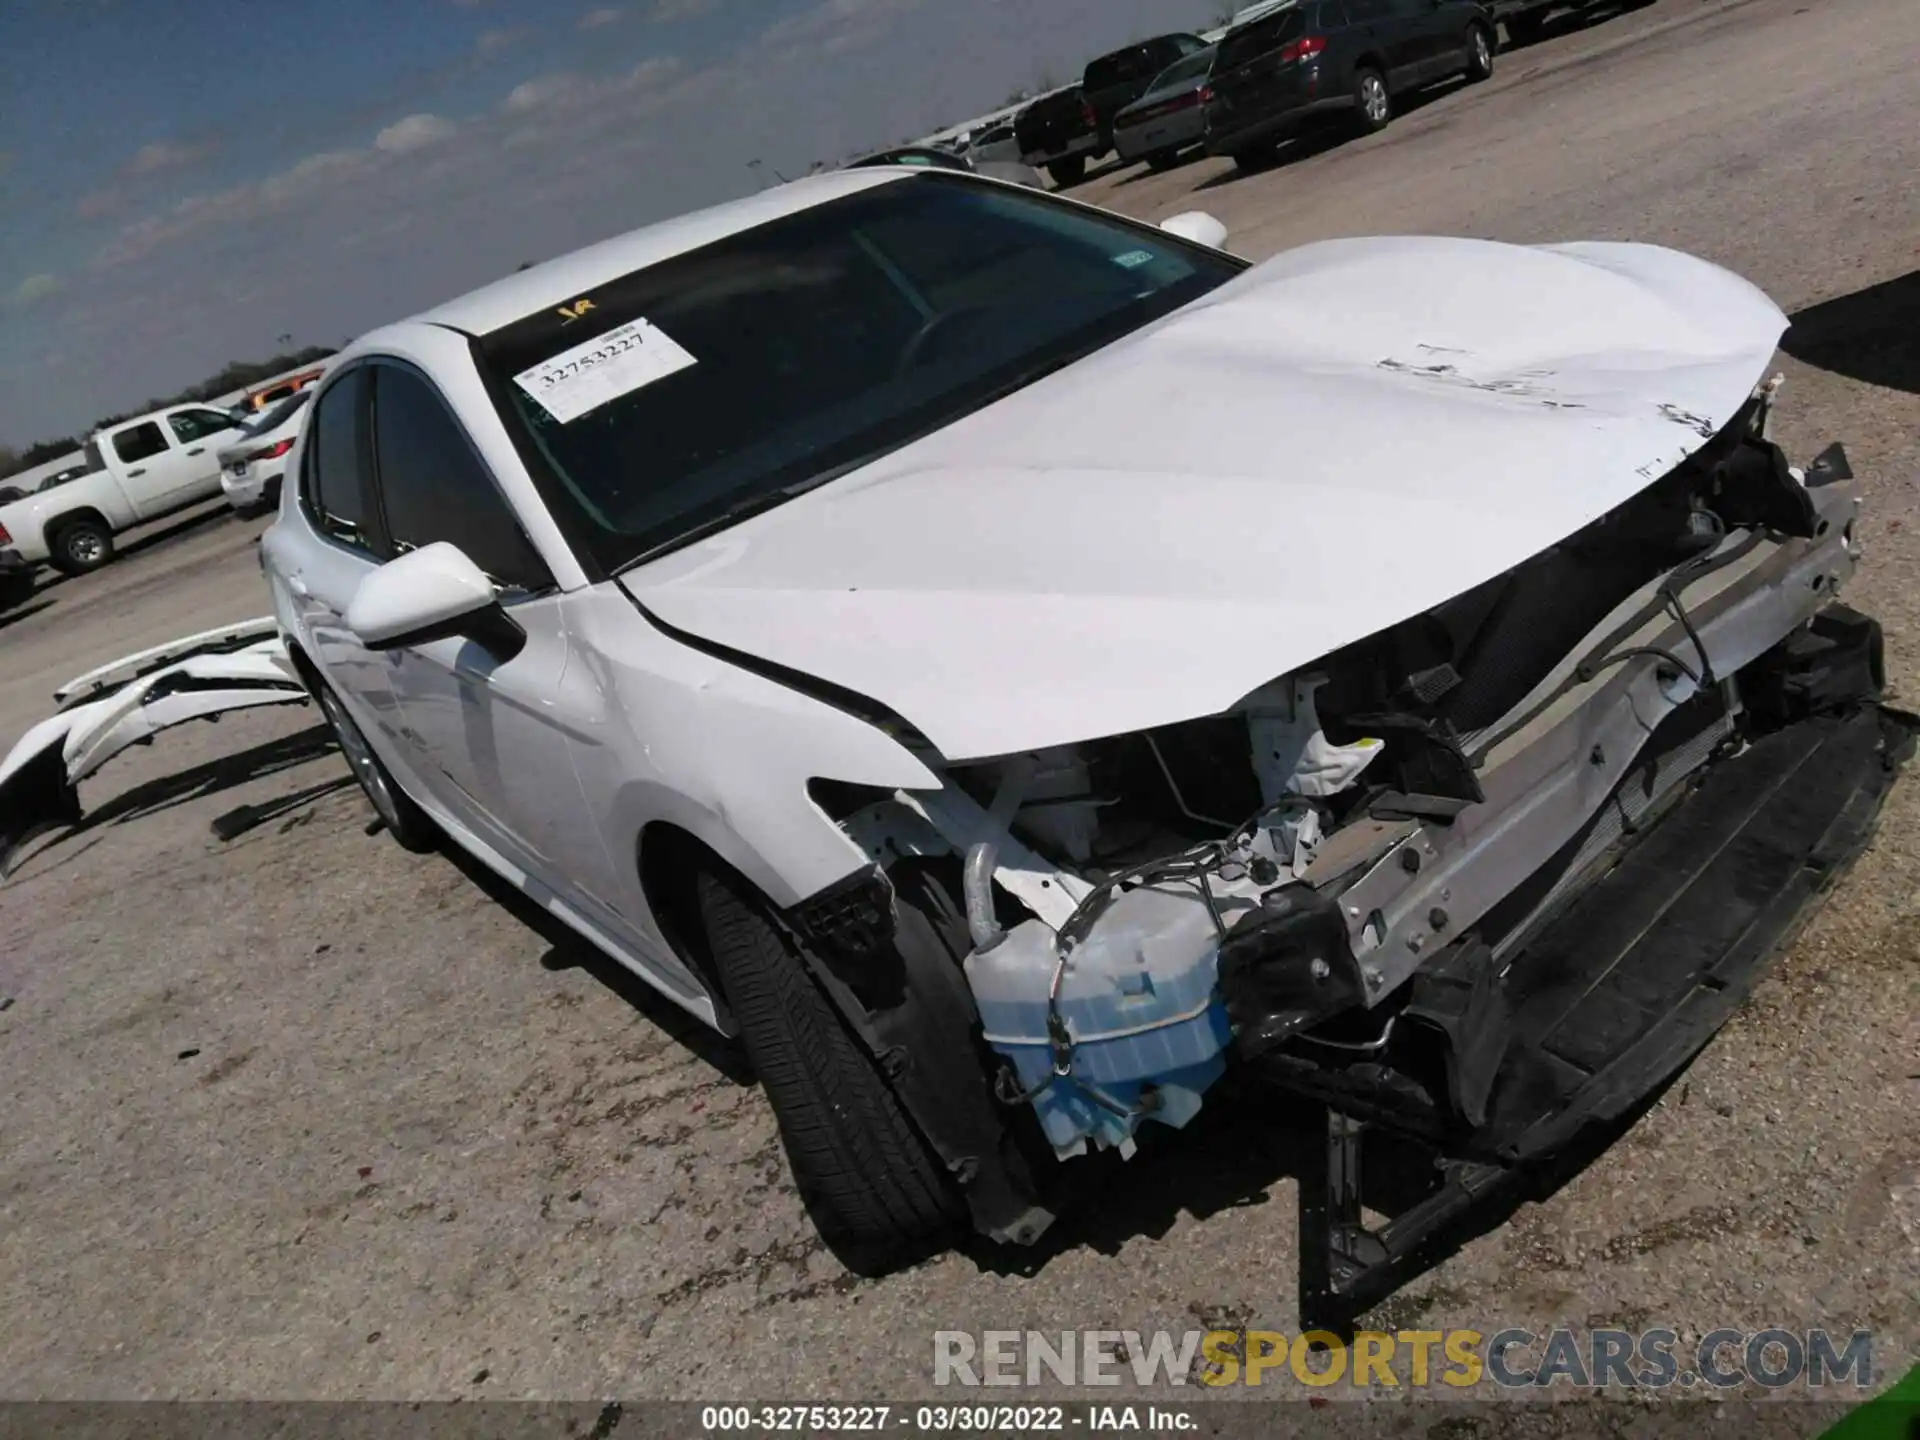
[0, 0, 1223, 447]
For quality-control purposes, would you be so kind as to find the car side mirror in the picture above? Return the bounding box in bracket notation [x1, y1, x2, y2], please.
[346, 541, 525, 658]
[1159, 210, 1230, 250]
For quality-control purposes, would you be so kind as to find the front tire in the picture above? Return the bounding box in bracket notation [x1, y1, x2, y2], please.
[313, 682, 436, 852]
[1353, 67, 1392, 133]
[695, 865, 964, 1273]
[49, 518, 113, 576]
[1046, 155, 1087, 187]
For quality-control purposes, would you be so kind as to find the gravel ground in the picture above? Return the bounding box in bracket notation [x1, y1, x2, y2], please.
[0, 0, 1914, 1406]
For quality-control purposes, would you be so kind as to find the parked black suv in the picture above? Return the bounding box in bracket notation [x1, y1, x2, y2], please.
[1205, 0, 1495, 169]
[1016, 32, 1210, 187]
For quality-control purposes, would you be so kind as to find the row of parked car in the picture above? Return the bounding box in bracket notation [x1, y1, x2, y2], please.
[0, 369, 323, 613]
[1012, 0, 1626, 184]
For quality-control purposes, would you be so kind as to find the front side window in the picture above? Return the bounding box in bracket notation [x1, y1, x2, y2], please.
[304, 369, 372, 548]
[476, 173, 1241, 573]
[369, 366, 550, 591]
[111, 422, 169, 464]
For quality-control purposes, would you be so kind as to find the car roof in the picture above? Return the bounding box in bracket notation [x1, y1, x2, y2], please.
[420, 170, 907, 337]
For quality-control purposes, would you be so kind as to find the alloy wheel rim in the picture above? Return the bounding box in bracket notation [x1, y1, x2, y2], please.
[1364, 77, 1387, 121]
[323, 692, 400, 828]
[1475, 33, 1489, 68]
[71, 533, 103, 563]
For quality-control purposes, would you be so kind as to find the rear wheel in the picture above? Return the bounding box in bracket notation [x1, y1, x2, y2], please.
[48, 518, 113, 576]
[1230, 142, 1279, 172]
[695, 864, 965, 1273]
[1145, 149, 1181, 172]
[1465, 23, 1495, 81]
[313, 682, 436, 852]
[1046, 155, 1087, 188]
[1353, 68, 1392, 133]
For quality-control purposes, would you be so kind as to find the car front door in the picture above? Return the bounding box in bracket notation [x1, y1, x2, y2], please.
[103, 419, 196, 518]
[360, 360, 614, 912]
[285, 367, 406, 749]
[164, 407, 243, 501]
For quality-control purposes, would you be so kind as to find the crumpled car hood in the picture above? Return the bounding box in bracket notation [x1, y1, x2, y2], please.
[621, 236, 1787, 761]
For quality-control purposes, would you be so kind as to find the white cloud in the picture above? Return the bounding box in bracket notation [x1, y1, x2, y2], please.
[374, 113, 459, 154]
[126, 139, 211, 175]
[7, 274, 62, 309]
[504, 74, 578, 112]
[760, 0, 922, 50]
[475, 26, 525, 56]
[580, 7, 623, 27]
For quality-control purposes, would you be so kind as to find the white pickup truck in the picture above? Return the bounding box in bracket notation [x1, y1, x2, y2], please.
[0, 402, 247, 575]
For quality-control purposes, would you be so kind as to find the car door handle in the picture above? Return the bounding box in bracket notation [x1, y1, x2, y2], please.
[186, 446, 206, 455]
[286, 574, 311, 599]
[127, 467, 146, 477]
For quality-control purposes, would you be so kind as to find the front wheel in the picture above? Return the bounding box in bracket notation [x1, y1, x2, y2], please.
[1353, 68, 1392, 133]
[1465, 24, 1495, 81]
[1046, 155, 1087, 188]
[314, 682, 436, 852]
[48, 518, 113, 576]
[695, 865, 965, 1273]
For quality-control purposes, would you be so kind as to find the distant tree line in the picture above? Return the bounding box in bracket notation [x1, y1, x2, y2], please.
[0, 344, 336, 479]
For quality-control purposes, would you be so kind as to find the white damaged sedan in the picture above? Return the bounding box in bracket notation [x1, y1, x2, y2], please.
[253, 168, 1908, 1314]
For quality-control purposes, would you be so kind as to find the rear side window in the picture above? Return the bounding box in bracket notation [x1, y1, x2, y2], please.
[304, 369, 372, 548]
[369, 365, 550, 592]
[110, 422, 169, 465]
[1217, 9, 1306, 69]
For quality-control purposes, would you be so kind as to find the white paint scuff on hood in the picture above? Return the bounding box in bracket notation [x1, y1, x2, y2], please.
[623, 236, 1788, 761]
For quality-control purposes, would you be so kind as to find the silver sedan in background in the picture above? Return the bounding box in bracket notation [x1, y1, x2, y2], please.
[1112, 46, 1218, 171]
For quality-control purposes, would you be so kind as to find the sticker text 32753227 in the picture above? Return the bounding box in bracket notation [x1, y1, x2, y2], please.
[513, 317, 697, 424]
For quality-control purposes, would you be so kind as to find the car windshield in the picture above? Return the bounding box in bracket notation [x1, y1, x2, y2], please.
[475, 173, 1242, 574]
[243, 389, 311, 436]
[1147, 49, 1217, 92]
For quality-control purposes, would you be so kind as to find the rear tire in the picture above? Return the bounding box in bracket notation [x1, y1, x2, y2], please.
[1145, 149, 1181, 172]
[1046, 155, 1087, 187]
[695, 865, 965, 1274]
[1465, 23, 1495, 81]
[48, 518, 113, 576]
[313, 681, 437, 852]
[1353, 67, 1392, 134]
[1230, 142, 1278, 172]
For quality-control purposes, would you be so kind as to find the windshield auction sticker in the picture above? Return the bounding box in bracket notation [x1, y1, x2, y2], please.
[513, 317, 696, 424]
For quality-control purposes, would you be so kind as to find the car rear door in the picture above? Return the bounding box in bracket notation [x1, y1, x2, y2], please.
[1348, 0, 1427, 90]
[361, 359, 617, 913]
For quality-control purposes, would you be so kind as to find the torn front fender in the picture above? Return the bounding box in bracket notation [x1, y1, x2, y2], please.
[0, 628, 310, 875]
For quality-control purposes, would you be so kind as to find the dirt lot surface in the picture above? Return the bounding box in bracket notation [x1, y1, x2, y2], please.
[1, 0, 1915, 1405]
